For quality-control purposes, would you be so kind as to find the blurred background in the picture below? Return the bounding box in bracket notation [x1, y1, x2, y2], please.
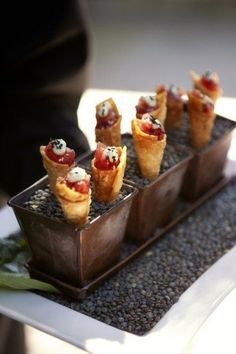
[87, 0, 236, 96]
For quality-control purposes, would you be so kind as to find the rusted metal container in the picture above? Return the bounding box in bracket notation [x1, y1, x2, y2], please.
[167, 114, 236, 201]
[25, 176, 231, 301]
[78, 135, 193, 243]
[123, 141, 193, 243]
[8, 176, 137, 285]
[181, 130, 234, 200]
[124, 162, 188, 242]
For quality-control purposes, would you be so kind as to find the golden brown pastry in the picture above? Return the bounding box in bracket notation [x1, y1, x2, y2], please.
[132, 113, 166, 180]
[187, 89, 216, 149]
[55, 166, 91, 226]
[91, 143, 127, 203]
[40, 138, 75, 195]
[135, 91, 167, 125]
[190, 70, 222, 102]
[95, 98, 122, 146]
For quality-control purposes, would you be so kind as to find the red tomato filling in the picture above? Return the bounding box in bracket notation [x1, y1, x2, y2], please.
[141, 122, 165, 140]
[46, 143, 75, 165]
[136, 98, 159, 117]
[64, 177, 90, 194]
[201, 76, 218, 91]
[96, 110, 118, 129]
[202, 101, 214, 113]
[94, 144, 120, 170]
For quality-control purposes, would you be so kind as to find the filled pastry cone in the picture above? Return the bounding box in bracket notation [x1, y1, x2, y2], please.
[157, 84, 185, 130]
[135, 92, 167, 125]
[40, 139, 75, 195]
[132, 113, 166, 180]
[190, 70, 222, 102]
[95, 98, 122, 146]
[55, 167, 91, 226]
[187, 89, 216, 149]
[91, 143, 127, 203]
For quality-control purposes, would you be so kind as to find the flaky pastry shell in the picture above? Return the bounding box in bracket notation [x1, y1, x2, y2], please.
[190, 70, 222, 102]
[91, 146, 127, 203]
[187, 91, 216, 149]
[95, 98, 122, 146]
[40, 146, 75, 195]
[150, 90, 167, 125]
[132, 119, 166, 180]
[55, 178, 91, 226]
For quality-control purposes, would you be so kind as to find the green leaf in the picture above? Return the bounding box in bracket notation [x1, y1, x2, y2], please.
[0, 232, 29, 266]
[0, 272, 59, 293]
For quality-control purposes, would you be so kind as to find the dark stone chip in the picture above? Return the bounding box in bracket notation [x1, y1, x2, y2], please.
[24, 183, 132, 223]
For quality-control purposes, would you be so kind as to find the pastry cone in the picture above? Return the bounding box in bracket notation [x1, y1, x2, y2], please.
[132, 118, 166, 180]
[95, 98, 122, 146]
[165, 85, 185, 130]
[136, 92, 167, 125]
[190, 70, 222, 102]
[55, 168, 91, 226]
[187, 90, 216, 149]
[91, 145, 127, 203]
[95, 116, 122, 146]
[150, 90, 167, 125]
[40, 145, 75, 195]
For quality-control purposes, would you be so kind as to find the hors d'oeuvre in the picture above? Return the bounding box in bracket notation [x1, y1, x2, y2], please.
[132, 113, 166, 180]
[91, 143, 127, 203]
[40, 138, 75, 195]
[135, 91, 167, 125]
[190, 70, 222, 102]
[55, 167, 91, 226]
[157, 84, 185, 130]
[187, 89, 216, 149]
[95, 98, 122, 147]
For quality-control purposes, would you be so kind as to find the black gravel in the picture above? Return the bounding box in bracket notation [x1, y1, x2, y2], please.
[39, 178, 236, 336]
[167, 113, 236, 148]
[122, 135, 189, 187]
[23, 184, 133, 224]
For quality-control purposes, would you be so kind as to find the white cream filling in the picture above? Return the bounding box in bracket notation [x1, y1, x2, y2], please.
[103, 147, 119, 163]
[142, 95, 157, 107]
[67, 167, 87, 183]
[97, 101, 112, 117]
[51, 139, 67, 155]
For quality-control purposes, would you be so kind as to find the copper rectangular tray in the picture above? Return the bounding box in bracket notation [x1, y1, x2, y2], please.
[26, 176, 231, 300]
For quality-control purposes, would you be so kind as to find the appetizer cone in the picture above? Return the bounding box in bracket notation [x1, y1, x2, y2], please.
[55, 167, 91, 226]
[132, 114, 166, 180]
[152, 89, 167, 125]
[40, 139, 75, 195]
[91, 143, 127, 203]
[190, 70, 222, 102]
[157, 84, 185, 130]
[187, 89, 216, 149]
[136, 92, 167, 125]
[95, 98, 122, 146]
